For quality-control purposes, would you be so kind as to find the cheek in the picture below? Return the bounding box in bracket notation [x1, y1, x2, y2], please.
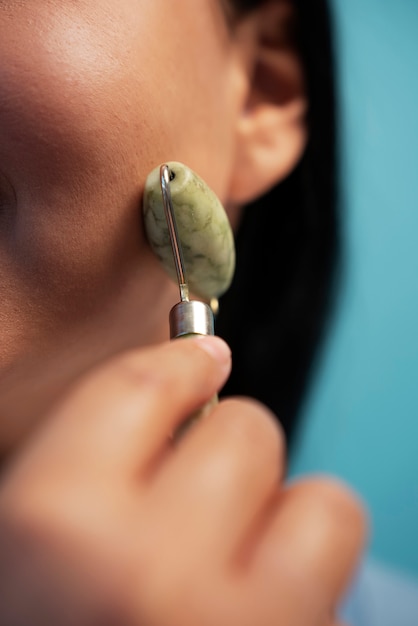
[0, 1, 237, 299]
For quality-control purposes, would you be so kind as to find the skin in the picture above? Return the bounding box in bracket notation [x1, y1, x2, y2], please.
[0, 0, 245, 449]
[0, 1, 366, 624]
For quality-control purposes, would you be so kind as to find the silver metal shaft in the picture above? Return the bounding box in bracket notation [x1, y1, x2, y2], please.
[159, 163, 214, 339]
[160, 165, 189, 302]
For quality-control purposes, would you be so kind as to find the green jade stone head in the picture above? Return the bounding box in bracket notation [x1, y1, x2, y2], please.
[143, 161, 235, 301]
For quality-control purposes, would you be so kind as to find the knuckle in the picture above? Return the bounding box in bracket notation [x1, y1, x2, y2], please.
[218, 398, 286, 466]
[300, 476, 368, 540]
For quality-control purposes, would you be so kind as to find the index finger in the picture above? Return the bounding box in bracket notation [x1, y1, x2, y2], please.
[20, 337, 231, 477]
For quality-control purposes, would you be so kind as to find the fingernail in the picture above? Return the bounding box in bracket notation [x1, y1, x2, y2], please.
[193, 335, 231, 366]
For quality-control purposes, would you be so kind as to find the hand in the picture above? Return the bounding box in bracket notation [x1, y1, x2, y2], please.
[0, 337, 366, 626]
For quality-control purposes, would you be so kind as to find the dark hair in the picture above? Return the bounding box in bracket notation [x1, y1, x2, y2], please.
[217, 0, 338, 444]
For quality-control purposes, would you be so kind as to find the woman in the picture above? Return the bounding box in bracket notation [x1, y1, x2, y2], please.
[0, 1, 365, 624]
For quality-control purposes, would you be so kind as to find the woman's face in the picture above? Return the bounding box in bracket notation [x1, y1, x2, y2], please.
[0, 0, 250, 450]
[0, 0, 305, 454]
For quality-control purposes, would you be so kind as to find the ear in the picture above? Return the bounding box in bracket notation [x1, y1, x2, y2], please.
[227, 1, 307, 205]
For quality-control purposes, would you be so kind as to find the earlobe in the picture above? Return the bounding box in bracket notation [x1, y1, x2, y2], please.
[227, 2, 307, 205]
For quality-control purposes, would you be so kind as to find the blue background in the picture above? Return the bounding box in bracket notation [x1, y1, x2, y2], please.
[290, 0, 418, 576]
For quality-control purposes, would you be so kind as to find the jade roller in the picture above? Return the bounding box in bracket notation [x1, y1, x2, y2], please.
[143, 162, 235, 429]
[143, 161, 235, 339]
